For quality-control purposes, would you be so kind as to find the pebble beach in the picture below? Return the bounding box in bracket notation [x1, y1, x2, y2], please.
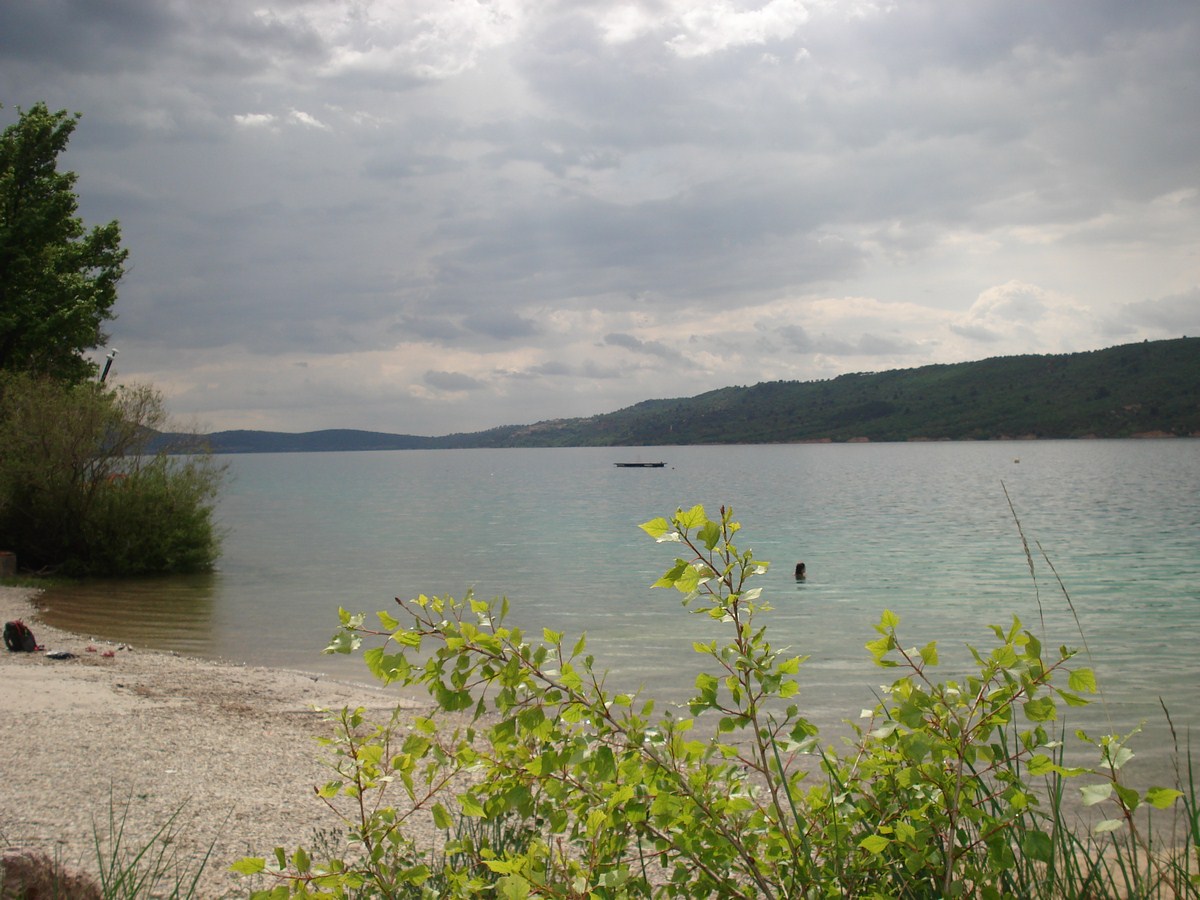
[0, 585, 430, 898]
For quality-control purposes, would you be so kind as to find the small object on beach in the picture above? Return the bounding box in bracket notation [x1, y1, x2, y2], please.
[45, 650, 75, 660]
[85, 644, 97, 653]
[794, 562, 807, 580]
[4, 619, 39, 652]
[101, 649, 115, 658]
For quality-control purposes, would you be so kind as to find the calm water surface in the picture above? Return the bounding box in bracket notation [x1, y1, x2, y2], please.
[39, 441, 1199, 778]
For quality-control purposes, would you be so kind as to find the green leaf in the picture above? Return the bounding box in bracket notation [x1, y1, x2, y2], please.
[1094, 818, 1125, 834]
[698, 519, 722, 551]
[1024, 631, 1042, 661]
[639, 517, 672, 539]
[292, 847, 311, 874]
[496, 874, 533, 899]
[1114, 783, 1140, 812]
[1068, 668, 1098, 694]
[231, 858, 267, 875]
[1021, 830, 1053, 863]
[459, 793, 485, 817]
[1028, 754, 1055, 776]
[676, 504, 709, 529]
[1145, 786, 1184, 810]
[393, 629, 422, 648]
[866, 635, 894, 660]
[1023, 696, 1057, 722]
[919, 641, 939, 667]
[1056, 689, 1090, 708]
[860, 834, 891, 855]
[1080, 783, 1112, 807]
[652, 560, 689, 589]
[484, 859, 520, 875]
[432, 803, 454, 829]
[324, 629, 361, 655]
[363, 646, 384, 677]
[1105, 744, 1134, 770]
[316, 780, 343, 799]
[675, 563, 711, 593]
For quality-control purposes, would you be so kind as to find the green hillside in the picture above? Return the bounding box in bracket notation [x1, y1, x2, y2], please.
[175, 338, 1199, 452]
[447, 337, 1200, 447]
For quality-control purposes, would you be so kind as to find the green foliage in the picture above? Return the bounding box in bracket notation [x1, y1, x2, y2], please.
[0, 104, 221, 576]
[245, 504, 1198, 898]
[0, 374, 224, 575]
[0, 102, 126, 383]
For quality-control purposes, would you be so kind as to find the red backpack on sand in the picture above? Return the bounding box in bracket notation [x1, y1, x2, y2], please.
[3, 620, 38, 652]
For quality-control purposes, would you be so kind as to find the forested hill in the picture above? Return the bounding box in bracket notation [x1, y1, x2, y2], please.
[178, 337, 1199, 452]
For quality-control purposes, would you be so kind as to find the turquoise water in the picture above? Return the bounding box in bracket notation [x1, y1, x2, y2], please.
[39, 441, 1199, 777]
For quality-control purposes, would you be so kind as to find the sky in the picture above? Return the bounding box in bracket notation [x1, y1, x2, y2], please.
[2, 1, 1198, 436]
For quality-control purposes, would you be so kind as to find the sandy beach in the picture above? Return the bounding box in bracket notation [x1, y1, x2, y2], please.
[0, 585, 430, 898]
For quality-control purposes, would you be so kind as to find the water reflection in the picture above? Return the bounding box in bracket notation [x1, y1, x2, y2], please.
[36, 573, 219, 657]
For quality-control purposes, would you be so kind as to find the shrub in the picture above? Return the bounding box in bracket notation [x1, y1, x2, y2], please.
[0, 374, 224, 575]
[0, 850, 102, 899]
[242, 504, 1197, 898]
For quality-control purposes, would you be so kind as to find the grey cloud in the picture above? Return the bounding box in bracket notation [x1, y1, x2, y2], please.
[778, 324, 818, 353]
[855, 333, 922, 357]
[523, 361, 573, 377]
[0, 0, 179, 73]
[580, 360, 623, 380]
[393, 316, 465, 343]
[508, 359, 622, 380]
[3, 0, 1196, 433]
[423, 370, 486, 392]
[604, 332, 685, 363]
[1120, 289, 1200, 335]
[949, 323, 1003, 343]
[462, 309, 540, 340]
[778, 324, 922, 357]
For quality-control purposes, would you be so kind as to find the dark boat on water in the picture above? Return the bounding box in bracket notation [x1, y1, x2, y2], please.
[613, 461, 666, 468]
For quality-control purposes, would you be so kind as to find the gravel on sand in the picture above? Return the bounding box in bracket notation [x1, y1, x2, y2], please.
[0, 586, 434, 898]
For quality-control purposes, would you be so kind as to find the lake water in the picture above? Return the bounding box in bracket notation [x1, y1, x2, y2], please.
[39, 441, 1199, 783]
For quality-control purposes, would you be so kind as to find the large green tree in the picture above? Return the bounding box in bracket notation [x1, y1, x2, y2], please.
[0, 102, 126, 382]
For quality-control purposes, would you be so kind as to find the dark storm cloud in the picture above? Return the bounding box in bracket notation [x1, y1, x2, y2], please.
[0, 0, 179, 72]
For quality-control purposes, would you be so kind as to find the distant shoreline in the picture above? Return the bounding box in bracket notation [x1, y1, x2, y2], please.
[147, 338, 1200, 452]
[166, 431, 1198, 455]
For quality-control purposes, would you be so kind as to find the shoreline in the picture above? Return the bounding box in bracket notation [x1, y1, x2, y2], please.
[0, 585, 429, 898]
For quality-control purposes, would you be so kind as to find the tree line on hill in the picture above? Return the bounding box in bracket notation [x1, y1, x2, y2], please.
[176, 337, 1199, 453]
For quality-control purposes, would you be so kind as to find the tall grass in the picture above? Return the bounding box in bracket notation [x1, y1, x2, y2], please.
[90, 792, 215, 900]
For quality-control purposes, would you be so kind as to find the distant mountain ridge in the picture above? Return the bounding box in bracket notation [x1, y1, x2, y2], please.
[160, 337, 1200, 453]
[187, 429, 437, 453]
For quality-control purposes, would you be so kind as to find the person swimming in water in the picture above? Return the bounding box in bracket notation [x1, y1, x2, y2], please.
[794, 562, 806, 580]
